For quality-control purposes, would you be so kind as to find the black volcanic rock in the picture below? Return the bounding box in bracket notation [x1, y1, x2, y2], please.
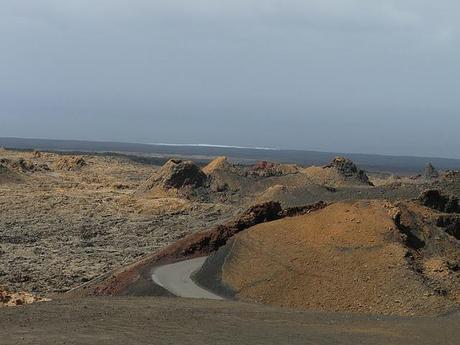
[419, 190, 460, 213]
[327, 156, 372, 185]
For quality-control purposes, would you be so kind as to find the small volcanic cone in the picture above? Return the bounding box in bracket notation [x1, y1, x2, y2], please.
[137, 159, 207, 199]
[303, 156, 372, 187]
[203, 156, 232, 175]
[326, 156, 371, 184]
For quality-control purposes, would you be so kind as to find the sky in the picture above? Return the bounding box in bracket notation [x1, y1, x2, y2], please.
[0, 1, 459, 158]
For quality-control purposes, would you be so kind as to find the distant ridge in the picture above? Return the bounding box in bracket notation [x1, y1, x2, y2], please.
[1, 137, 460, 174]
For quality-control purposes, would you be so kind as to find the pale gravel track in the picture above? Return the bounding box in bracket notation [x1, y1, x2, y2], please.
[152, 257, 223, 300]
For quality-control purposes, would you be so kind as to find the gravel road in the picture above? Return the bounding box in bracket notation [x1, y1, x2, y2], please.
[152, 257, 223, 299]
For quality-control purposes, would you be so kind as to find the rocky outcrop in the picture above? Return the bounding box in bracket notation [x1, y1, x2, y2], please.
[0, 289, 48, 307]
[436, 215, 460, 240]
[423, 163, 439, 179]
[419, 190, 460, 213]
[55, 156, 87, 171]
[0, 162, 22, 184]
[169, 201, 283, 257]
[0, 162, 9, 174]
[0, 158, 49, 173]
[247, 161, 300, 178]
[326, 157, 371, 185]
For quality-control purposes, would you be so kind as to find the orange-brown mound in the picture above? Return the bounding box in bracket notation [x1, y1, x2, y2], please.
[218, 200, 460, 316]
[202, 156, 232, 175]
[0, 289, 49, 307]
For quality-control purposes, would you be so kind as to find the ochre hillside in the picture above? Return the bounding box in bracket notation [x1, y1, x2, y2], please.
[203, 200, 460, 316]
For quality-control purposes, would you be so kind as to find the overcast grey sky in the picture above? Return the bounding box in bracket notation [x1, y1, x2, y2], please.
[1, 1, 459, 157]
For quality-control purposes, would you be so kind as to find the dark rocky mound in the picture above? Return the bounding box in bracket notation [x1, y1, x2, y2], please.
[423, 163, 439, 179]
[419, 190, 460, 213]
[137, 159, 207, 197]
[0, 162, 22, 184]
[326, 156, 372, 185]
[32, 150, 43, 158]
[0, 158, 49, 173]
[0, 162, 8, 174]
[55, 156, 87, 171]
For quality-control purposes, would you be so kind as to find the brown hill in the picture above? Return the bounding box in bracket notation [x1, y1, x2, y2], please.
[196, 200, 460, 316]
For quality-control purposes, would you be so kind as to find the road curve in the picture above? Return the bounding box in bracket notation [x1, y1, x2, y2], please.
[151, 257, 223, 300]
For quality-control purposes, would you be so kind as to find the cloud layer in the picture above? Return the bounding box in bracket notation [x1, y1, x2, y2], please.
[1, 1, 459, 157]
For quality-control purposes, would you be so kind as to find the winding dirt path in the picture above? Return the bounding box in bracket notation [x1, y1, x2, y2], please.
[152, 257, 222, 300]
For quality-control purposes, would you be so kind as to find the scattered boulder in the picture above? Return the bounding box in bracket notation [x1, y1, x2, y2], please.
[423, 163, 439, 179]
[419, 190, 460, 213]
[326, 156, 371, 185]
[0, 158, 49, 173]
[55, 156, 87, 171]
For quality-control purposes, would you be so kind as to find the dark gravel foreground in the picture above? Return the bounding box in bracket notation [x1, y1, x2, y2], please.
[1, 297, 460, 345]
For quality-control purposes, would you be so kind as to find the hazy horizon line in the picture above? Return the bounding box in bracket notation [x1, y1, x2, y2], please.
[1, 136, 460, 161]
[148, 142, 280, 151]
